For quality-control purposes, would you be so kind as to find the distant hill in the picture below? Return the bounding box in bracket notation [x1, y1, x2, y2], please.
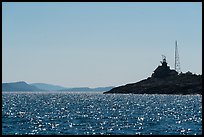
[2, 81, 114, 92]
[2, 81, 43, 91]
[59, 86, 114, 92]
[30, 83, 114, 92]
[92, 87, 115, 91]
[30, 83, 66, 91]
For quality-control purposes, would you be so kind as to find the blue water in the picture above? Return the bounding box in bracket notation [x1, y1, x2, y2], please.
[2, 92, 202, 135]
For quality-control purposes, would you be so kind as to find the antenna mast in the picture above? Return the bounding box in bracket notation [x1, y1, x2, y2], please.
[175, 40, 181, 73]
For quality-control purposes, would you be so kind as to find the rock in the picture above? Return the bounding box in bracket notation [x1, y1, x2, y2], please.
[104, 56, 202, 95]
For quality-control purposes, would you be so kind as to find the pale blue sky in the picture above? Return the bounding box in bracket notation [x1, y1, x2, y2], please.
[2, 2, 202, 88]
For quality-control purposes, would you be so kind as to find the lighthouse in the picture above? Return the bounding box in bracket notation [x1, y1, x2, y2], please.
[151, 55, 178, 78]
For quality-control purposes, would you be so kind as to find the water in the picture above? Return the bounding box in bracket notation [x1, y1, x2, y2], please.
[2, 92, 202, 135]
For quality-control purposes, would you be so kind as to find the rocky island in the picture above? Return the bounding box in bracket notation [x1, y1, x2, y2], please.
[104, 56, 202, 95]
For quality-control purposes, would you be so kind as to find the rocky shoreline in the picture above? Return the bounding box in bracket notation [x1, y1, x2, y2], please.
[103, 73, 202, 95]
[104, 56, 202, 95]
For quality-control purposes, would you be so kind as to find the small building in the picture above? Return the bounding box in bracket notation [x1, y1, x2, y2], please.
[151, 56, 178, 78]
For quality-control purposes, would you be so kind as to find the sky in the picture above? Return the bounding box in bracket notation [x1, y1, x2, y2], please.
[2, 2, 202, 88]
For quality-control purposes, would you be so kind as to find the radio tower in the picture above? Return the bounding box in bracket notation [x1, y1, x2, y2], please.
[175, 40, 181, 73]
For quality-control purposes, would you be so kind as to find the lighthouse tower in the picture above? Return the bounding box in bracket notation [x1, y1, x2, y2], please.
[151, 55, 178, 78]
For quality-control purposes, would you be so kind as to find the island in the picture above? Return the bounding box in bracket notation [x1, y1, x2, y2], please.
[104, 56, 202, 95]
[2, 81, 114, 92]
[2, 81, 43, 92]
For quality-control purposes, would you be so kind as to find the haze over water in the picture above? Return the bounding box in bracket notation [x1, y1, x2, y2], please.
[2, 92, 202, 135]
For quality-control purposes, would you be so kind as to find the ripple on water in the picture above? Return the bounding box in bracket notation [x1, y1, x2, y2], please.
[2, 92, 202, 135]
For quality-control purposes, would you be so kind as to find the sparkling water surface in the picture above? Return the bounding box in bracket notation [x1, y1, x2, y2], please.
[2, 92, 202, 135]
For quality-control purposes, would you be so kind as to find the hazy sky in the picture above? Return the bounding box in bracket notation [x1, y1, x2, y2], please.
[2, 2, 202, 88]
